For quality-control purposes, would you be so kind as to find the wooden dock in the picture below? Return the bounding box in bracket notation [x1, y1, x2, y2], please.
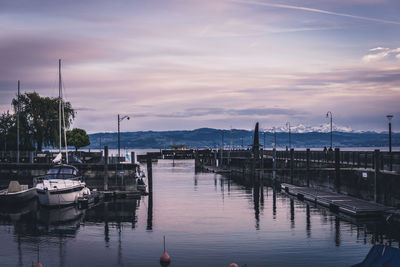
[281, 183, 393, 217]
[202, 165, 232, 174]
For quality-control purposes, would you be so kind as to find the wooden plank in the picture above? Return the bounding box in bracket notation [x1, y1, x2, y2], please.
[281, 183, 391, 217]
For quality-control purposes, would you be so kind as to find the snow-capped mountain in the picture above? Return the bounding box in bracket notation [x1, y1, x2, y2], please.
[265, 123, 353, 133]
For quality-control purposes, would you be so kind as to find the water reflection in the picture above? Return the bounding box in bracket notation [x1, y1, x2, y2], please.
[147, 191, 153, 231]
[253, 180, 260, 230]
[1, 160, 400, 266]
[306, 204, 311, 238]
[290, 198, 295, 229]
[273, 188, 277, 219]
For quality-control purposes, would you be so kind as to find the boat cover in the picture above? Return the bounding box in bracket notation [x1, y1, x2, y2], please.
[7, 181, 21, 193]
[352, 244, 400, 267]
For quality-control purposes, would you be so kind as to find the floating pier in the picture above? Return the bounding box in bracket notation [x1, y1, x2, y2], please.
[281, 183, 392, 217]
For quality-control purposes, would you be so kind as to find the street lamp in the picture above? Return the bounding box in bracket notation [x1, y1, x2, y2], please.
[286, 122, 291, 149]
[387, 114, 393, 171]
[326, 111, 333, 149]
[118, 114, 130, 160]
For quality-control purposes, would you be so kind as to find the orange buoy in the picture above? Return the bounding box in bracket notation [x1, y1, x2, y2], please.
[160, 251, 171, 263]
[229, 263, 239, 267]
[34, 263, 43, 267]
[160, 236, 171, 266]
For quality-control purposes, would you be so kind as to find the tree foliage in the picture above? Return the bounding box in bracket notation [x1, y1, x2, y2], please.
[0, 91, 76, 151]
[67, 128, 90, 151]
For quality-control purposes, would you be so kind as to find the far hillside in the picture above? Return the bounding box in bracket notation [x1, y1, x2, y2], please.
[88, 128, 399, 150]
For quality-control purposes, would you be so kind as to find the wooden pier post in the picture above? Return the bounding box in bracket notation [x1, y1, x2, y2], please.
[147, 154, 153, 193]
[374, 149, 380, 203]
[290, 148, 294, 184]
[273, 147, 277, 181]
[104, 146, 109, 191]
[335, 148, 341, 193]
[306, 148, 310, 187]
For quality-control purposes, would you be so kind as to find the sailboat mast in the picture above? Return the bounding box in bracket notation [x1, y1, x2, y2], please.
[17, 80, 20, 164]
[58, 59, 62, 155]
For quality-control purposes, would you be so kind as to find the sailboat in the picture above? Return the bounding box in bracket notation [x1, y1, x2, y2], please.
[35, 59, 90, 206]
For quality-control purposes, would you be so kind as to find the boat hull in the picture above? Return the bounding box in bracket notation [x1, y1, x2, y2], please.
[37, 185, 87, 207]
[0, 188, 37, 203]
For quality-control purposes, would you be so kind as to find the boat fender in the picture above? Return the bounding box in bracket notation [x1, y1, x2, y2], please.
[83, 187, 91, 195]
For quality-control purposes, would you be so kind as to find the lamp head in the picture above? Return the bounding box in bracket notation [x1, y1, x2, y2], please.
[387, 114, 393, 122]
[127, 116, 130, 120]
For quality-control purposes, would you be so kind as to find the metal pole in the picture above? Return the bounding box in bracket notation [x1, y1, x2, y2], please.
[59, 59, 62, 154]
[387, 115, 393, 171]
[286, 122, 291, 149]
[118, 114, 120, 159]
[326, 111, 333, 149]
[263, 131, 266, 149]
[330, 115, 333, 149]
[220, 131, 224, 167]
[389, 120, 392, 171]
[17, 80, 20, 164]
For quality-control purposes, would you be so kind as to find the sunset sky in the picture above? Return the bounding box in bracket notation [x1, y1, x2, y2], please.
[1, 0, 399, 133]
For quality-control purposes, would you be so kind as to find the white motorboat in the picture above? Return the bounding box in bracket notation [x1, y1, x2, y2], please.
[35, 164, 90, 207]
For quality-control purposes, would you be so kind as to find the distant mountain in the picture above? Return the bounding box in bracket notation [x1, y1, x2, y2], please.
[88, 127, 399, 149]
[267, 123, 353, 133]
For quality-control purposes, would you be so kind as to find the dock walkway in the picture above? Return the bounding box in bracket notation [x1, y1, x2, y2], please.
[281, 183, 393, 217]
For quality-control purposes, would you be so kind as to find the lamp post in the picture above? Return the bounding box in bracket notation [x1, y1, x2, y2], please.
[286, 122, 291, 149]
[326, 111, 333, 149]
[118, 114, 130, 160]
[263, 130, 266, 149]
[387, 114, 393, 171]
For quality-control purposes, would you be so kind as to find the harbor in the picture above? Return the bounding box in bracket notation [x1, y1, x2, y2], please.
[1, 0, 400, 265]
[1, 159, 400, 266]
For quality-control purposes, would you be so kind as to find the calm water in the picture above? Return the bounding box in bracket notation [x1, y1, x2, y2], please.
[1, 159, 399, 267]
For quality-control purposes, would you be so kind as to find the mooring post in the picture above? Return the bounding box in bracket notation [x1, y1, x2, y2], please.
[147, 154, 153, 193]
[306, 148, 310, 187]
[104, 146, 109, 191]
[290, 148, 294, 184]
[273, 147, 277, 182]
[131, 151, 135, 164]
[334, 148, 340, 193]
[374, 149, 380, 203]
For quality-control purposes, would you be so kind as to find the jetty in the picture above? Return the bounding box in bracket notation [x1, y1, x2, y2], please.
[191, 123, 400, 220]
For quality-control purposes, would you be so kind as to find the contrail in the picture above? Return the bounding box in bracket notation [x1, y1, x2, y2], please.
[232, 0, 400, 25]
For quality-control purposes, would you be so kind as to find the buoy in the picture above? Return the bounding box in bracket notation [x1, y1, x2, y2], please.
[34, 263, 43, 267]
[229, 263, 239, 267]
[160, 236, 171, 266]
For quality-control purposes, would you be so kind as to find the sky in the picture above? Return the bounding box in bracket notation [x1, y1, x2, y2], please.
[0, 0, 399, 133]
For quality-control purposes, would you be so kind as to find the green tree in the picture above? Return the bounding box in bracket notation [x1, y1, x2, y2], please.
[66, 128, 90, 151]
[12, 92, 75, 151]
[0, 111, 15, 151]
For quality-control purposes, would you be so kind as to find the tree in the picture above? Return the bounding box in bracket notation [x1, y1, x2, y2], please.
[12, 92, 75, 151]
[67, 128, 90, 151]
[0, 111, 15, 151]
